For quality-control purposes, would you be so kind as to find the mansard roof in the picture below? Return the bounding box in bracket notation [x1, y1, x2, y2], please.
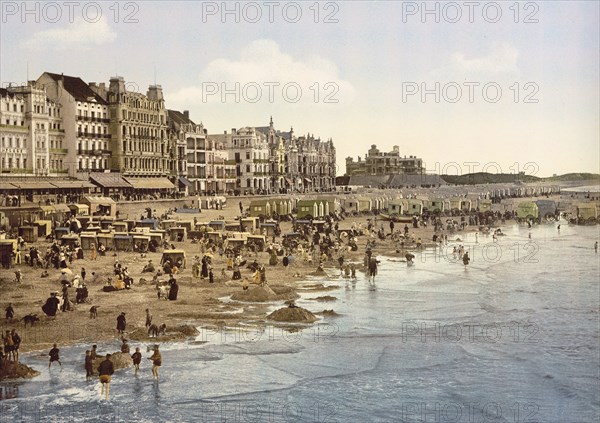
[42, 72, 107, 104]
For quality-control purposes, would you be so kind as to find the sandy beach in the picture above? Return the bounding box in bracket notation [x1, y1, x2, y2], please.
[1, 196, 495, 360]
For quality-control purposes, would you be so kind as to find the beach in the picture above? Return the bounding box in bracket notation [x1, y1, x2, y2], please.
[1, 195, 465, 356]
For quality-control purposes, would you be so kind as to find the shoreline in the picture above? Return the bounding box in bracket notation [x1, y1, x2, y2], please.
[0, 200, 522, 380]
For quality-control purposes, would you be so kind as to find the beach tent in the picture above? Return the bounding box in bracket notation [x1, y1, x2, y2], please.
[80, 232, 97, 250]
[114, 233, 133, 252]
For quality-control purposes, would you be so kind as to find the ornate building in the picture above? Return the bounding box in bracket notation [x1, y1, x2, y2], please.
[345, 145, 423, 176]
[100, 77, 172, 178]
[37, 72, 109, 176]
[256, 118, 336, 192]
[0, 82, 65, 176]
[168, 109, 205, 194]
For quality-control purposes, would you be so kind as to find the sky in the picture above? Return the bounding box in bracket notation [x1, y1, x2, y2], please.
[1, 1, 598, 177]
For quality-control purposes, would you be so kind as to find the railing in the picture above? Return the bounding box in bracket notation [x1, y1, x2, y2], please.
[49, 148, 68, 154]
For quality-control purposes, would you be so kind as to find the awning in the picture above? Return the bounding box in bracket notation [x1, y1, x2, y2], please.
[11, 181, 54, 189]
[125, 178, 175, 190]
[90, 173, 133, 189]
[178, 176, 192, 187]
[285, 178, 293, 185]
[0, 182, 17, 190]
[50, 180, 95, 189]
[304, 178, 312, 184]
[52, 204, 71, 213]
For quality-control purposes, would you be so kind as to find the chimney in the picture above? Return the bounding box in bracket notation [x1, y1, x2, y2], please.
[183, 110, 189, 120]
[224, 130, 227, 134]
[232, 128, 236, 134]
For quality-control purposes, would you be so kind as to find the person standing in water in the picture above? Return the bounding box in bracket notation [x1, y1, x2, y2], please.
[131, 347, 142, 375]
[148, 345, 162, 381]
[98, 354, 114, 400]
[84, 350, 93, 381]
[48, 344, 61, 369]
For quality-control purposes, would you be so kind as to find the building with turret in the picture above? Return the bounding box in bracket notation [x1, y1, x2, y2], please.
[345, 145, 423, 176]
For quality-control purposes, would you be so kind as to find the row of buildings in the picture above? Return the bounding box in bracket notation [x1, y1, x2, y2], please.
[0, 73, 337, 196]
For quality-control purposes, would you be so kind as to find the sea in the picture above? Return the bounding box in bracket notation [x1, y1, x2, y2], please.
[1, 222, 599, 423]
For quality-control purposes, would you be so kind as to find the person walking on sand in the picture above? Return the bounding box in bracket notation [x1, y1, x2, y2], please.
[131, 347, 142, 375]
[48, 344, 61, 369]
[148, 345, 162, 381]
[10, 329, 20, 362]
[595, 241, 598, 253]
[90, 244, 97, 261]
[145, 308, 152, 329]
[98, 354, 114, 400]
[5, 303, 14, 322]
[84, 350, 93, 381]
[116, 312, 126, 335]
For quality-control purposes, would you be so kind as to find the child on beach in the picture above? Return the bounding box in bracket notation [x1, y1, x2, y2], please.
[148, 346, 162, 381]
[131, 347, 142, 375]
[48, 344, 61, 369]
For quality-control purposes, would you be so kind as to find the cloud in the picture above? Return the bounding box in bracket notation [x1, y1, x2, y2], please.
[21, 18, 116, 50]
[430, 42, 520, 79]
[169, 39, 355, 106]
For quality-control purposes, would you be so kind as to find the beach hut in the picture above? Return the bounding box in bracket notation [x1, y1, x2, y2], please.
[516, 202, 539, 222]
[259, 222, 277, 236]
[149, 230, 165, 245]
[426, 199, 444, 213]
[114, 233, 133, 252]
[35, 220, 53, 237]
[60, 234, 80, 248]
[224, 236, 246, 251]
[574, 203, 598, 224]
[206, 231, 225, 242]
[225, 222, 241, 232]
[241, 217, 259, 232]
[96, 232, 114, 251]
[18, 226, 38, 243]
[388, 202, 403, 215]
[161, 249, 187, 269]
[54, 227, 70, 240]
[249, 199, 272, 218]
[247, 235, 266, 252]
[356, 197, 372, 214]
[405, 199, 423, 216]
[98, 217, 115, 230]
[478, 199, 493, 213]
[341, 198, 360, 215]
[0, 239, 15, 268]
[535, 200, 557, 221]
[168, 227, 187, 242]
[208, 220, 226, 232]
[160, 219, 178, 230]
[137, 219, 159, 230]
[177, 220, 194, 232]
[132, 234, 151, 252]
[80, 196, 117, 217]
[68, 204, 90, 217]
[80, 232, 97, 250]
[112, 221, 128, 233]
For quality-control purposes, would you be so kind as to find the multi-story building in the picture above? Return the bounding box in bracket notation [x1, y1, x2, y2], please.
[0, 82, 65, 176]
[37, 73, 110, 177]
[345, 145, 423, 176]
[97, 76, 172, 178]
[256, 118, 336, 192]
[209, 126, 270, 194]
[168, 109, 204, 194]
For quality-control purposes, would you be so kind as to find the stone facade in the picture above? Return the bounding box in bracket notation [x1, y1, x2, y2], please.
[37, 73, 110, 177]
[0, 82, 65, 176]
[345, 145, 423, 176]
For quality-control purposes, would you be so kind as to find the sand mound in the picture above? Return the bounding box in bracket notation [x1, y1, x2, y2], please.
[126, 324, 198, 342]
[231, 285, 298, 302]
[318, 309, 341, 317]
[267, 306, 318, 323]
[309, 296, 337, 302]
[90, 352, 133, 376]
[0, 361, 40, 380]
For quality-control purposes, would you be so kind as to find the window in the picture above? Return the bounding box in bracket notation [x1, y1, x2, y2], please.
[246, 164, 250, 173]
[246, 152, 250, 160]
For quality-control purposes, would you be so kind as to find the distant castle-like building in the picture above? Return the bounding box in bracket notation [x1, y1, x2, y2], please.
[345, 145, 423, 176]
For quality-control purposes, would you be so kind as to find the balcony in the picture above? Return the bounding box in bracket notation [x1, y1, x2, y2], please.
[49, 148, 68, 154]
[77, 132, 111, 139]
